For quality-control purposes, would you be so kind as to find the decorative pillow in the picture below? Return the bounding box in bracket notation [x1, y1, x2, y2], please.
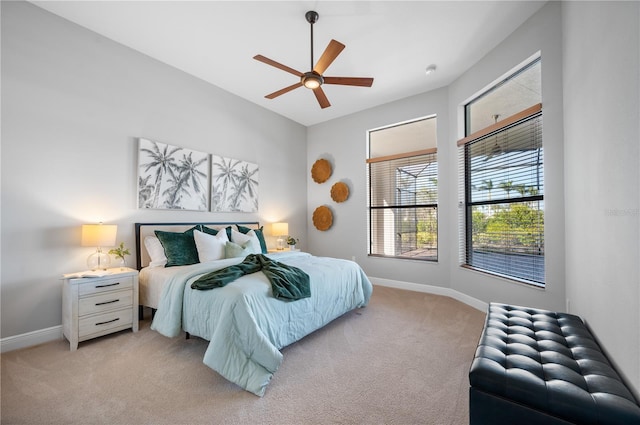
[230, 228, 262, 254]
[194, 229, 228, 262]
[236, 224, 268, 254]
[154, 226, 200, 267]
[225, 241, 252, 258]
[204, 226, 233, 240]
[144, 236, 167, 268]
[200, 226, 218, 236]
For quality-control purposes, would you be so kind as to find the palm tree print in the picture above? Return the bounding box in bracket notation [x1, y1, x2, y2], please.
[138, 175, 154, 208]
[211, 155, 259, 212]
[139, 140, 180, 207]
[163, 152, 208, 209]
[230, 163, 259, 211]
[212, 156, 241, 211]
[137, 138, 209, 211]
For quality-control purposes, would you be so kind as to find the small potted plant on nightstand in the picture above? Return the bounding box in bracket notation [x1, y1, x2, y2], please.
[286, 236, 299, 251]
[109, 242, 131, 269]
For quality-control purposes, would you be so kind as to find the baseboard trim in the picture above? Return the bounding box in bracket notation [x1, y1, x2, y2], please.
[1, 325, 63, 353]
[2, 280, 484, 354]
[370, 277, 488, 312]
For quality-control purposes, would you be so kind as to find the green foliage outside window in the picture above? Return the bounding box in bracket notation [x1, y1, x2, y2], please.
[472, 203, 543, 253]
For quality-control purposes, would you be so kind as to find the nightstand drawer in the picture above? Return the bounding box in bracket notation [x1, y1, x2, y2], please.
[79, 275, 133, 296]
[79, 308, 133, 339]
[78, 289, 133, 316]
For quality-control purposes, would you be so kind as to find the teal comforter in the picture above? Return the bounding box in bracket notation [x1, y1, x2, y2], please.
[150, 252, 373, 396]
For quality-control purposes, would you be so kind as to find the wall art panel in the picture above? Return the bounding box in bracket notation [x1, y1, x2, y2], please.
[211, 155, 259, 213]
[137, 138, 209, 211]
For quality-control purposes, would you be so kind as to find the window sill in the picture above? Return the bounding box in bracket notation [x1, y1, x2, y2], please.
[460, 264, 545, 289]
[368, 254, 438, 263]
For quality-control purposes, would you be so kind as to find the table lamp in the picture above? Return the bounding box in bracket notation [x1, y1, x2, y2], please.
[81, 223, 117, 270]
[272, 222, 288, 251]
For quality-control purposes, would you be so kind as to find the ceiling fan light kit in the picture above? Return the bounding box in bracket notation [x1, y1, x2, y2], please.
[302, 72, 323, 89]
[253, 11, 374, 109]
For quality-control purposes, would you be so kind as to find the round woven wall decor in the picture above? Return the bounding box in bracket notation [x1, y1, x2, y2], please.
[330, 182, 349, 203]
[311, 158, 332, 184]
[312, 205, 333, 231]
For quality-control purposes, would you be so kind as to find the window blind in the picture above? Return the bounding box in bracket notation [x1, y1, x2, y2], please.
[458, 105, 544, 285]
[368, 151, 438, 260]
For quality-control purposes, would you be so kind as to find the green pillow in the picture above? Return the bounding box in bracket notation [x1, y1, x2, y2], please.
[154, 226, 200, 267]
[201, 225, 233, 243]
[236, 224, 268, 254]
[200, 226, 219, 236]
[225, 241, 252, 258]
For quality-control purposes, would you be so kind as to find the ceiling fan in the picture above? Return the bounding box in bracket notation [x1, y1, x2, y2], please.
[253, 10, 374, 109]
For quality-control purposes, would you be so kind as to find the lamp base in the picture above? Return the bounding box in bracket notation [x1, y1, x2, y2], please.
[276, 237, 286, 251]
[87, 250, 111, 271]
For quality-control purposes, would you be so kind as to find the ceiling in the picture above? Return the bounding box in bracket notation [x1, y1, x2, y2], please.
[30, 1, 546, 127]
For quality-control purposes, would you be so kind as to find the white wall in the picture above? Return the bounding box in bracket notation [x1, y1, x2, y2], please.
[1, 1, 307, 338]
[562, 1, 640, 396]
[307, 87, 450, 288]
[447, 1, 565, 312]
[308, 2, 566, 309]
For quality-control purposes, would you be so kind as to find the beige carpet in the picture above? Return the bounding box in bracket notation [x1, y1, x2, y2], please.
[1, 286, 485, 425]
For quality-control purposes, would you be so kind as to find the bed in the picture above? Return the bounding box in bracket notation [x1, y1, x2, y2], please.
[135, 222, 373, 396]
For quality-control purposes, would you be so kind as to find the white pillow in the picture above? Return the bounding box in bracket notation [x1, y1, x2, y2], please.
[230, 229, 262, 254]
[144, 236, 167, 268]
[194, 229, 229, 262]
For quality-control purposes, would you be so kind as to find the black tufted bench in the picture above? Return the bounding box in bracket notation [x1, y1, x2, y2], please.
[469, 302, 640, 425]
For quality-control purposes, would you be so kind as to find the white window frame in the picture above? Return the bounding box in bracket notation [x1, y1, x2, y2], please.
[458, 58, 544, 286]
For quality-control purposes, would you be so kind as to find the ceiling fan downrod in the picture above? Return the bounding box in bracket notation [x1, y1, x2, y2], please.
[302, 11, 323, 89]
[306, 11, 319, 70]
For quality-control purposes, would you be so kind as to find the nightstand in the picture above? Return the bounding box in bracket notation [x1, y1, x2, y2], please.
[62, 268, 139, 351]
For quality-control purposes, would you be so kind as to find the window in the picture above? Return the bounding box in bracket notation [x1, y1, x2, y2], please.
[458, 58, 544, 285]
[367, 116, 437, 261]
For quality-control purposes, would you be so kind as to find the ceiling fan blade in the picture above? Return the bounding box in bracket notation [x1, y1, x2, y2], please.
[312, 86, 331, 109]
[313, 39, 345, 75]
[253, 55, 303, 77]
[265, 82, 303, 99]
[323, 76, 374, 87]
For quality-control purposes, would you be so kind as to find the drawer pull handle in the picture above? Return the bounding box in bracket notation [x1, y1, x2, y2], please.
[95, 282, 120, 288]
[95, 299, 119, 306]
[95, 318, 120, 326]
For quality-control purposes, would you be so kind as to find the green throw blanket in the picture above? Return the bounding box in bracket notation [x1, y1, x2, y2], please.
[191, 254, 311, 301]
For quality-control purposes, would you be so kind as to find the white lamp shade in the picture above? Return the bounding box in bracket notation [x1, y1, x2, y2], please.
[272, 222, 289, 236]
[81, 224, 117, 247]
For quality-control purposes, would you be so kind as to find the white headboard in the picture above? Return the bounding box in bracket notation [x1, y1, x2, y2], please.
[134, 222, 260, 269]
